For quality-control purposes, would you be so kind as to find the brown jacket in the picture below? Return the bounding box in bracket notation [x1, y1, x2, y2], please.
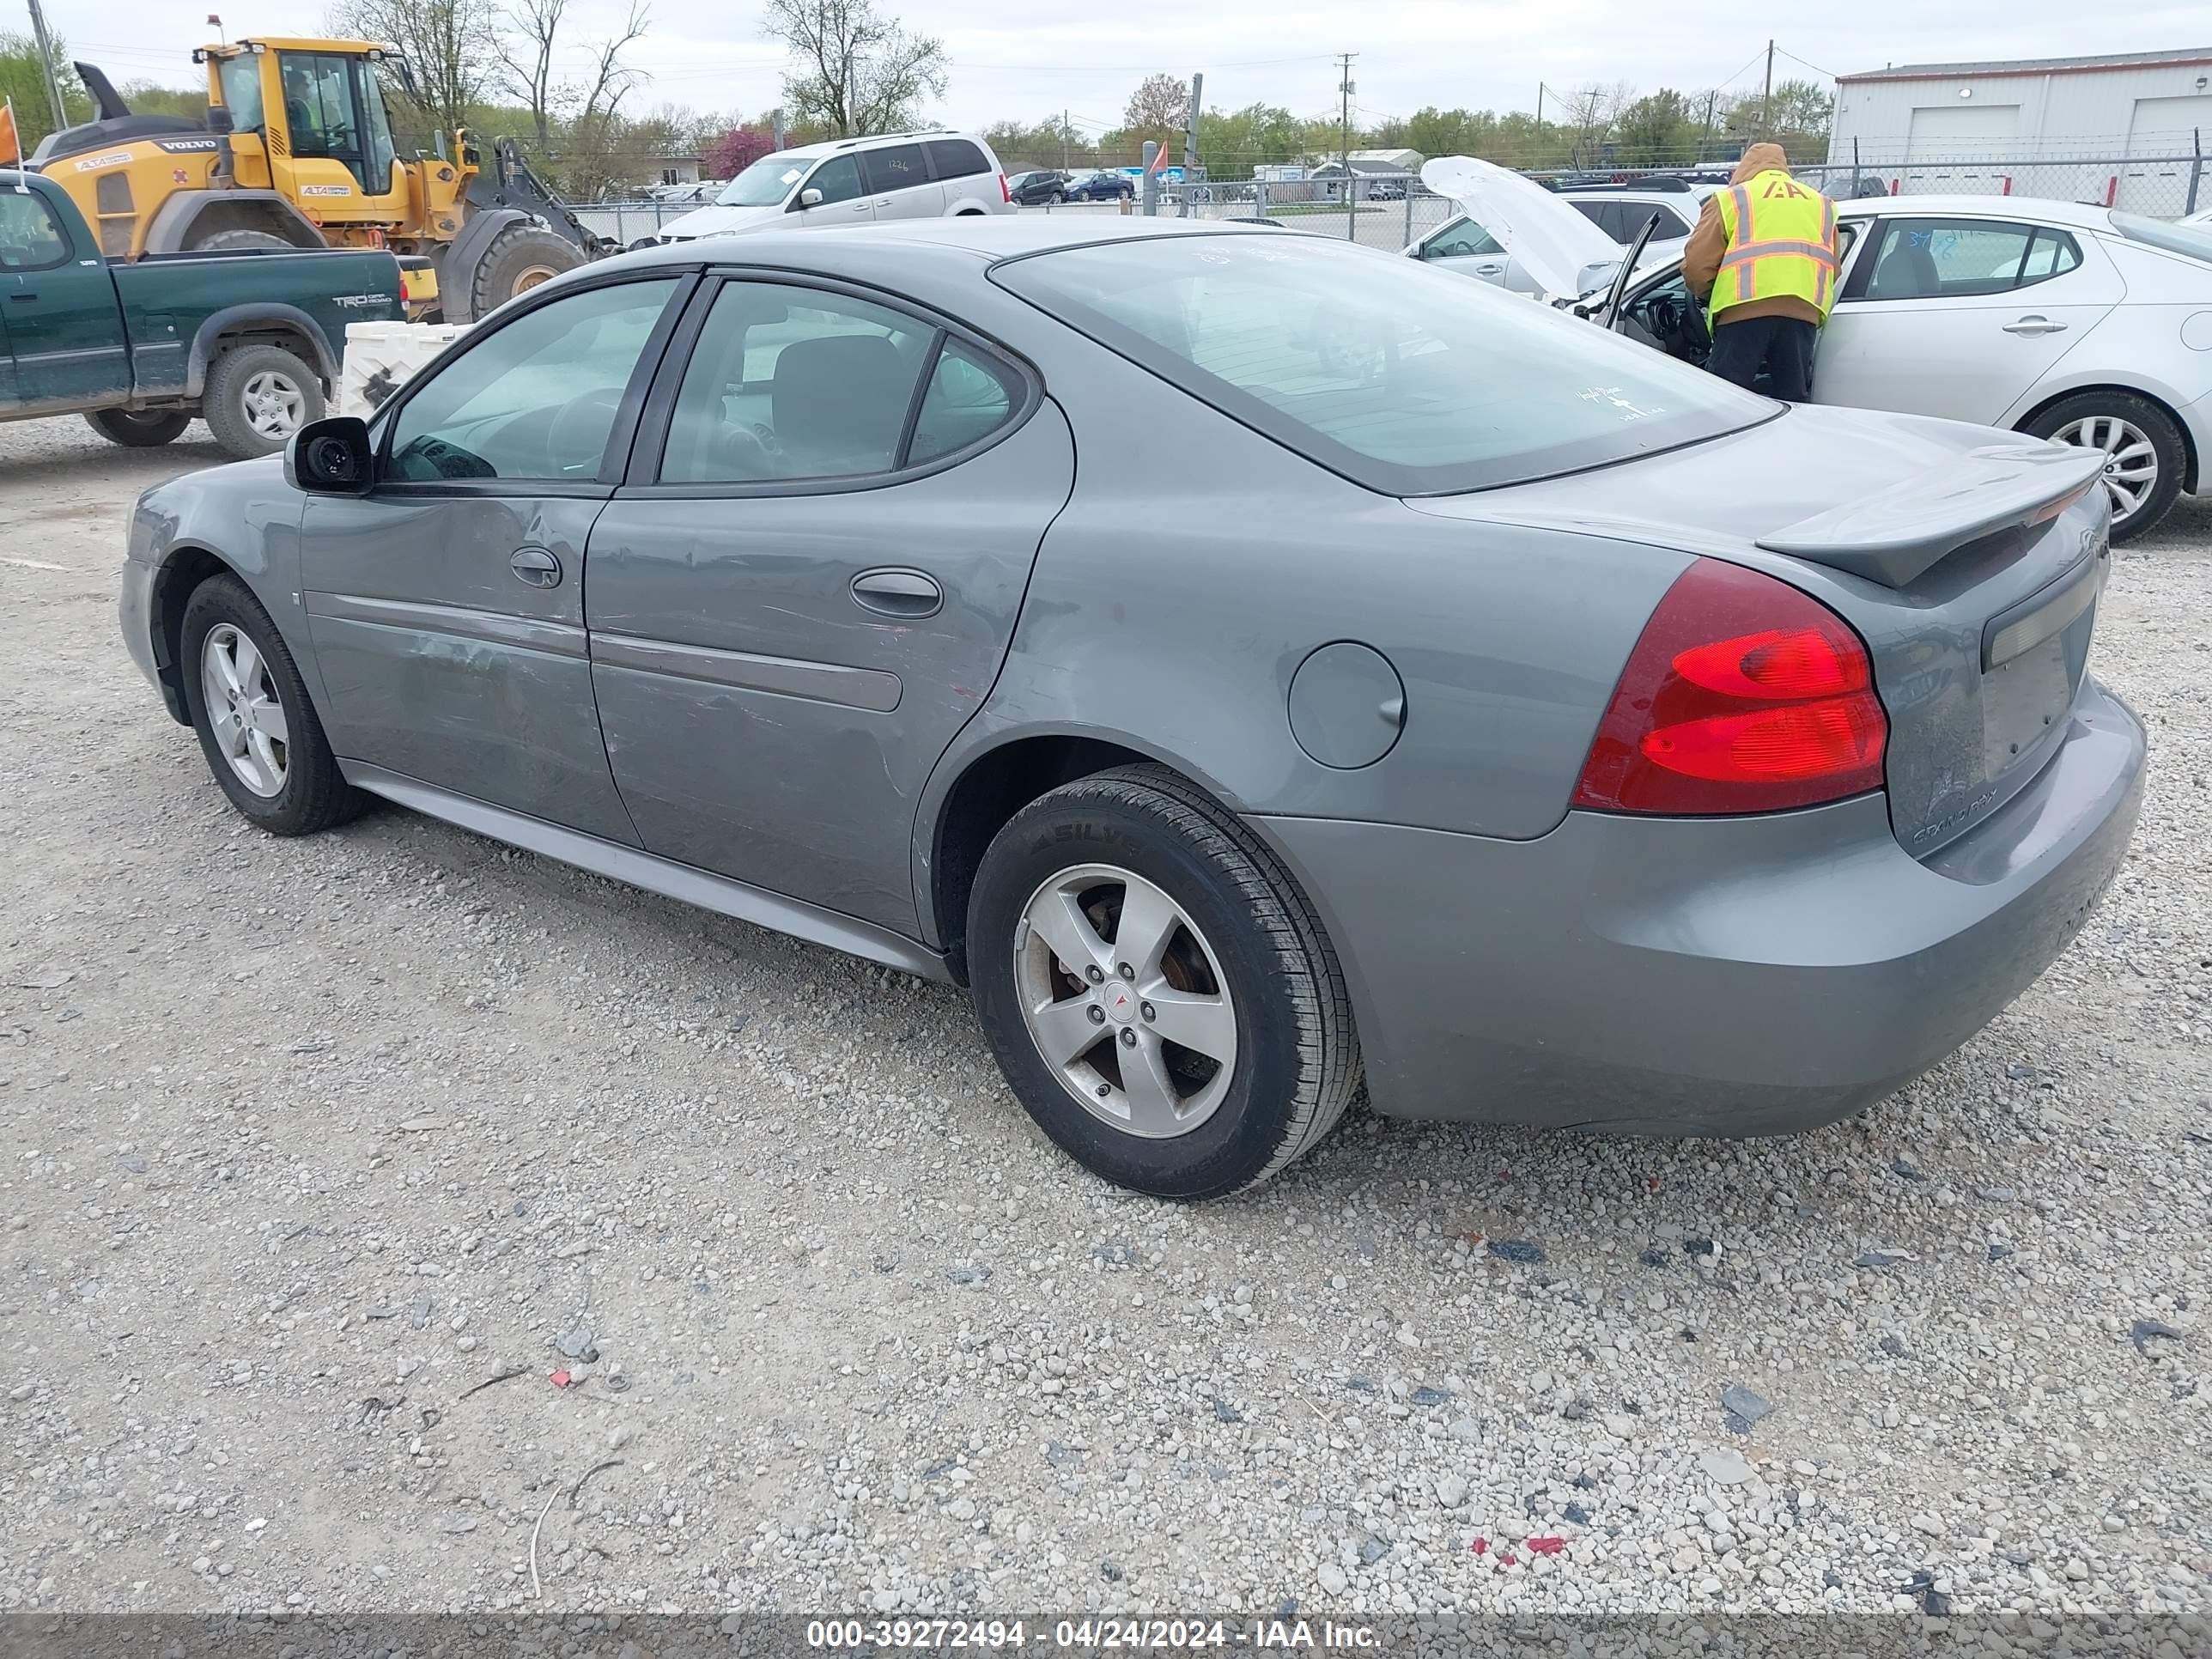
[1682, 143, 1825, 327]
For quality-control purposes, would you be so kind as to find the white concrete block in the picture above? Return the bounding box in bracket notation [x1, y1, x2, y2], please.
[340, 321, 471, 419]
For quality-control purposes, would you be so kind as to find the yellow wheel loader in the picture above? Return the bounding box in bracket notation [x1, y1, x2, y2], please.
[29, 43, 609, 322]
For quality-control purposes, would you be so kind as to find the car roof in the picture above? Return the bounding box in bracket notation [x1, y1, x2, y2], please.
[1833, 193, 2117, 231]
[600, 215, 1273, 277]
[772, 130, 984, 161]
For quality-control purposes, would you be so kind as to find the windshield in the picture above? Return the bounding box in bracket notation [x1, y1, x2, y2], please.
[994, 232, 1772, 495]
[718, 152, 811, 207]
[2111, 212, 2212, 264]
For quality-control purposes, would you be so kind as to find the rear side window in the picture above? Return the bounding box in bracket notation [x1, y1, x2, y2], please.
[1859, 219, 2077, 300]
[860, 144, 928, 195]
[659, 282, 934, 483]
[908, 341, 1018, 464]
[927, 139, 990, 180]
[997, 232, 1768, 496]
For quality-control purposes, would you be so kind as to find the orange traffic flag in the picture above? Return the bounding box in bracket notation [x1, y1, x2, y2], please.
[0, 101, 19, 167]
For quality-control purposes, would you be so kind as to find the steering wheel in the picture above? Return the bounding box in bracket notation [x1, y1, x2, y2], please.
[546, 387, 624, 476]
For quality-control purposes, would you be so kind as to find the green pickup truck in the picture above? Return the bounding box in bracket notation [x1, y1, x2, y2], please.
[0, 168, 416, 459]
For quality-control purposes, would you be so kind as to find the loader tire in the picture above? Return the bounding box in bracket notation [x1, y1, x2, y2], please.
[186, 228, 295, 252]
[467, 225, 583, 319]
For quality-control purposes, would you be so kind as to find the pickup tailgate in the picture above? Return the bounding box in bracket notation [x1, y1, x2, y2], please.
[1410, 404, 2114, 857]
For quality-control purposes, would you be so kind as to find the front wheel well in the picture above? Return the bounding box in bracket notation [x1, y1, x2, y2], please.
[928, 736, 1155, 979]
[2018, 382, 2197, 494]
[149, 546, 237, 723]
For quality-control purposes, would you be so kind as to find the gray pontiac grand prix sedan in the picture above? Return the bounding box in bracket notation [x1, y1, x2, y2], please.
[120, 217, 2144, 1199]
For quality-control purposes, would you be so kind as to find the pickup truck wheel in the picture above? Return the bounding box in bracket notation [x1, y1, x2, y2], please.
[204, 343, 325, 460]
[84, 408, 191, 448]
[179, 573, 367, 836]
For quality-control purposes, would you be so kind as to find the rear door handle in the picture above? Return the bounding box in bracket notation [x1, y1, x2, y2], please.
[509, 545, 562, 588]
[9, 292, 34, 302]
[2002, 315, 2067, 336]
[850, 568, 941, 617]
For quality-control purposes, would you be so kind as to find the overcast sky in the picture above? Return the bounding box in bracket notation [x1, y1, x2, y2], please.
[58, 0, 2211, 137]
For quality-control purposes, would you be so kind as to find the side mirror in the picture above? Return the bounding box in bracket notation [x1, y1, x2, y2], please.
[797, 186, 823, 209]
[286, 416, 374, 495]
[206, 106, 235, 134]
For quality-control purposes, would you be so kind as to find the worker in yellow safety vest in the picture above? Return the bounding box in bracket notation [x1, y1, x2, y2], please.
[1680, 142, 1840, 402]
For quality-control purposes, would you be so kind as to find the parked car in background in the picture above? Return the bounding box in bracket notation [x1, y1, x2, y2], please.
[0, 167, 422, 459]
[651, 131, 1010, 240]
[1601, 195, 2212, 540]
[1006, 169, 1073, 206]
[1066, 170, 1136, 202]
[1411, 182, 1704, 297]
[125, 219, 2140, 1200]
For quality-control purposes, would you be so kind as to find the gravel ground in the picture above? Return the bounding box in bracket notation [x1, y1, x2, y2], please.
[2, 414, 2208, 1624]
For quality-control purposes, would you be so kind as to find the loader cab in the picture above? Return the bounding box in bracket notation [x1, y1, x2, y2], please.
[202, 39, 406, 216]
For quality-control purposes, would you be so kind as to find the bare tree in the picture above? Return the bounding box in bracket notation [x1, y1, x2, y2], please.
[330, 0, 498, 135]
[496, 0, 565, 151]
[1559, 80, 1627, 166]
[1121, 71, 1186, 135]
[555, 1, 652, 190]
[763, 0, 945, 137]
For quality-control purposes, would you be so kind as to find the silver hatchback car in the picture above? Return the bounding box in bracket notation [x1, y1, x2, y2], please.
[121, 219, 2143, 1199]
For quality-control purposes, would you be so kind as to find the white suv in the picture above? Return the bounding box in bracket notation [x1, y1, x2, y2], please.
[654, 131, 1012, 242]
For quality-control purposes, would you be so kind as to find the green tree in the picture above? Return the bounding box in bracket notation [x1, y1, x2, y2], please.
[1194, 101, 1298, 173]
[118, 80, 209, 122]
[0, 30, 90, 150]
[1611, 88, 1697, 166]
[1121, 72, 1185, 137]
[763, 0, 945, 137]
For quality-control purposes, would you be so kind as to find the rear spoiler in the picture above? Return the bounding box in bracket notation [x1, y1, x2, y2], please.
[1756, 444, 2106, 586]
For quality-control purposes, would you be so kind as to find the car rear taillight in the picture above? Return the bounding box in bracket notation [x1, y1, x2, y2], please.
[999, 173, 1011, 204]
[1571, 558, 1887, 815]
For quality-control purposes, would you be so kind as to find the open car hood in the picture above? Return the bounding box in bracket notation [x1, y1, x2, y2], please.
[1419, 156, 1626, 298]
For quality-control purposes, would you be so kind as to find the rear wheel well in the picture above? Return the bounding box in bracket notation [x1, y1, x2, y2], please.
[930, 736, 1154, 978]
[149, 546, 234, 722]
[2019, 383, 2197, 494]
[210, 324, 325, 388]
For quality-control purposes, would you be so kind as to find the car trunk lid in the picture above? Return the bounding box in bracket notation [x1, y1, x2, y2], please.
[1407, 406, 2113, 857]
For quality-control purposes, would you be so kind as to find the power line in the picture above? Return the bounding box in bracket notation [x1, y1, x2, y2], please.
[1775, 46, 1838, 81]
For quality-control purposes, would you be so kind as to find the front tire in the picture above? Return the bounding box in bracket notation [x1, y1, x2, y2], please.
[179, 574, 366, 836]
[85, 408, 191, 448]
[466, 224, 584, 320]
[2023, 391, 2184, 544]
[203, 343, 324, 459]
[968, 765, 1360, 1199]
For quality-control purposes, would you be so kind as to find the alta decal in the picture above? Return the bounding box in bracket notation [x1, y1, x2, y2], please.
[75, 151, 136, 172]
[300, 185, 351, 197]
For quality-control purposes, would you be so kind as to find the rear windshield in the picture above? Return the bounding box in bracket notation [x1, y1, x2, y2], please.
[992, 232, 1771, 495]
[2111, 213, 2212, 264]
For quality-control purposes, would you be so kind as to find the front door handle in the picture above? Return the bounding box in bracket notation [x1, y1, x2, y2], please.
[852, 201, 871, 213]
[1472, 262, 1505, 276]
[9, 292, 35, 302]
[851, 567, 941, 617]
[2002, 315, 2067, 336]
[509, 545, 562, 588]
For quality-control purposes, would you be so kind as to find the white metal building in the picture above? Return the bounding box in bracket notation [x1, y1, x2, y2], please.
[1827, 46, 2212, 212]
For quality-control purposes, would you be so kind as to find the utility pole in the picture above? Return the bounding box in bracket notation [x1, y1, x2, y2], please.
[1700, 89, 1717, 161]
[25, 0, 67, 132]
[1762, 39, 1775, 139]
[1183, 72, 1200, 176]
[1337, 52, 1356, 171]
[1061, 107, 1070, 170]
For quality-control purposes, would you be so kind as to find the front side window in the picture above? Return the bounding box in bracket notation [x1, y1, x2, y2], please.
[659, 283, 935, 483]
[800, 154, 863, 207]
[0, 192, 72, 268]
[280, 53, 362, 172]
[860, 144, 928, 195]
[386, 278, 678, 483]
[216, 55, 264, 131]
[1425, 217, 1504, 258]
[1860, 218, 2066, 301]
[998, 232, 1769, 496]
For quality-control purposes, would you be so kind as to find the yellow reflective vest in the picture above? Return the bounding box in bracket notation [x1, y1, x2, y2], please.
[1711, 172, 1841, 323]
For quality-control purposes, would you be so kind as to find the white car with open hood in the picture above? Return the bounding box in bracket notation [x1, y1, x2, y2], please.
[1416, 159, 2212, 542]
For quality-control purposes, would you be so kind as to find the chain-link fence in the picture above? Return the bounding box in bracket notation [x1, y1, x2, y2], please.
[564, 148, 2207, 255]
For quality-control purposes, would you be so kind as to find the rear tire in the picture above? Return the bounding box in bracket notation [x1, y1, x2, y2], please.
[2022, 391, 2184, 544]
[968, 764, 1361, 1200]
[85, 408, 191, 448]
[203, 343, 324, 460]
[466, 225, 584, 320]
[179, 573, 367, 836]
[186, 228, 294, 252]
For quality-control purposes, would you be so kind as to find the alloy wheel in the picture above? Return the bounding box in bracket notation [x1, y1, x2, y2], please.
[1014, 864, 1237, 1139]
[200, 623, 289, 798]
[241, 371, 307, 442]
[2051, 413, 2158, 526]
